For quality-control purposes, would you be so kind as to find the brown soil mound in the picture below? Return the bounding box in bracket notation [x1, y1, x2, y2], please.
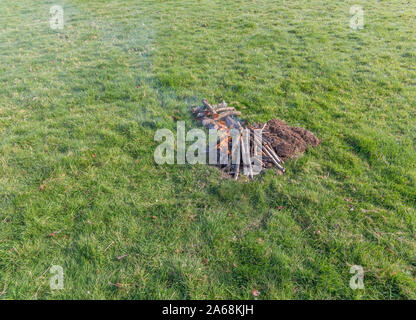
[264, 119, 321, 161]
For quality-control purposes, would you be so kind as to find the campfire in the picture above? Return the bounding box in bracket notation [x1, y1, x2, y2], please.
[192, 99, 321, 180]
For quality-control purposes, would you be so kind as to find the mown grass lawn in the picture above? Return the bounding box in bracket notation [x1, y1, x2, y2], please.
[0, 0, 415, 299]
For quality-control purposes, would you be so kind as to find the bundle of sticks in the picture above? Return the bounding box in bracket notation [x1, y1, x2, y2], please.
[191, 99, 285, 179]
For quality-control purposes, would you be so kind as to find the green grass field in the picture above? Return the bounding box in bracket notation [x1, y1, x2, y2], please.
[0, 0, 415, 299]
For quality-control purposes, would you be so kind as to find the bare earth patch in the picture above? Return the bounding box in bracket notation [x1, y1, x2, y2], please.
[262, 119, 321, 161]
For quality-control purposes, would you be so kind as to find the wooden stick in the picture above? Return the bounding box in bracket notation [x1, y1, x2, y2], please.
[215, 107, 236, 113]
[202, 99, 216, 114]
[252, 155, 264, 168]
[252, 131, 284, 171]
[215, 111, 241, 120]
[252, 134, 278, 166]
[225, 116, 240, 129]
[251, 128, 284, 165]
[262, 155, 275, 163]
[213, 101, 228, 109]
[264, 144, 282, 164]
[264, 143, 284, 164]
[262, 146, 285, 172]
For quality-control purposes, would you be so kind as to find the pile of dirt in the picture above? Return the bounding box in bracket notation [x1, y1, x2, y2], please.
[263, 119, 321, 161]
